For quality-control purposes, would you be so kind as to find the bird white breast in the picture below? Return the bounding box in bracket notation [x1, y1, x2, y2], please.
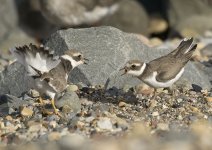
[143, 68, 184, 88]
[61, 54, 83, 68]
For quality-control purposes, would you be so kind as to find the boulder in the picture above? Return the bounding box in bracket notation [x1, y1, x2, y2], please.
[0, 62, 31, 97]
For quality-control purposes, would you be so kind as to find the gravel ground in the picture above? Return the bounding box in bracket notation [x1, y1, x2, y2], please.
[0, 83, 211, 150]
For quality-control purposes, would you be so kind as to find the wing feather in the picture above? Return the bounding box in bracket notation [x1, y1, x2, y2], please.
[10, 43, 61, 76]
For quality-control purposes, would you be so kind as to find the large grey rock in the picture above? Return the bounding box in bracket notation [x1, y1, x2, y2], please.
[44, 26, 211, 89]
[0, 62, 31, 97]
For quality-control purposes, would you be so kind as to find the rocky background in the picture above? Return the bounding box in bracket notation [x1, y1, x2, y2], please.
[0, 0, 212, 150]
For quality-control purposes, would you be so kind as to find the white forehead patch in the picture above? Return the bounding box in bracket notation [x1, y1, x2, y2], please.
[127, 63, 146, 76]
[126, 62, 141, 67]
[61, 54, 83, 68]
[73, 52, 82, 57]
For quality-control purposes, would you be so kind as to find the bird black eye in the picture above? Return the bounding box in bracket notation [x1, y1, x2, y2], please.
[131, 64, 136, 69]
[78, 55, 82, 58]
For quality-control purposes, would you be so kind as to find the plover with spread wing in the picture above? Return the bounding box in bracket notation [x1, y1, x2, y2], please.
[120, 38, 197, 98]
[10, 44, 88, 115]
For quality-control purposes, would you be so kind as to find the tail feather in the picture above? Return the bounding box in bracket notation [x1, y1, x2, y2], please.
[173, 37, 194, 57]
[10, 43, 60, 76]
[183, 43, 197, 60]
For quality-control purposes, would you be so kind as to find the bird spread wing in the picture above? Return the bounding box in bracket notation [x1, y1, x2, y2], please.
[10, 43, 61, 76]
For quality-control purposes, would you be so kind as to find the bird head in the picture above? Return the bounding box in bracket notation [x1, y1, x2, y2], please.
[120, 60, 146, 76]
[61, 50, 89, 68]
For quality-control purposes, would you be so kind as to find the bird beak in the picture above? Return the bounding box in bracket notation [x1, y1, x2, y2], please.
[119, 67, 127, 76]
[83, 58, 89, 65]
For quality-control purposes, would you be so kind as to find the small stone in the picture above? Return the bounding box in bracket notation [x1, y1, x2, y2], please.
[49, 121, 57, 128]
[29, 89, 40, 97]
[28, 123, 43, 132]
[48, 132, 61, 141]
[205, 97, 212, 102]
[20, 107, 33, 117]
[118, 101, 126, 107]
[97, 117, 113, 130]
[56, 90, 81, 113]
[177, 98, 183, 103]
[149, 37, 163, 47]
[162, 104, 168, 109]
[5, 115, 13, 121]
[115, 117, 129, 130]
[150, 100, 158, 108]
[157, 123, 169, 131]
[135, 84, 154, 95]
[67, 84, 79, 92]
[76, 121, 85, 129]
[58, 134, 85, 149]
[178, 115, 183, 120]
[85, 116, 95, 123]
[152, 111, 159, 117]
[189, 106, 200, 113]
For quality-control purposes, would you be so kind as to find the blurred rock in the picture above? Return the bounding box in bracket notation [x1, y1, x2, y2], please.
[176, 15, 212, 37]
[20, 106, 33, 117]
[148, 16, 168, 34]
[97, 117, 113, 130]
[0, 0, 17, 42]
[168, 0, 212, 37]
[200, 43, 212, 59]
[100, 0, 149, 35]
[168, 0, 212, 27]
[38, 0, 119, 27]
[0, 29, 35, 55]
[14, 0, 58, 39]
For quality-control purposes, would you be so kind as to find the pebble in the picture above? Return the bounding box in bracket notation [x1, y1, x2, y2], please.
[67, 84, 79, 92]
[48, 132, 61, 141]
[20, 107, 33, 117]
[85, 116, 95, 123]
[152, 111, 159, 117]
[28, 123, 44, 132]
[205, 97, 212, 102]
[157, 123, 169, 131]
[118, 101, 126, 107]
[5, 115, 13, 121]
[29, 89, 40, 97]
[97, 117, 113, 130]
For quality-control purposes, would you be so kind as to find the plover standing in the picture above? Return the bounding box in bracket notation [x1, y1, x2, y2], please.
[10, 44, 88, 115]
[120, 38, 197, 97]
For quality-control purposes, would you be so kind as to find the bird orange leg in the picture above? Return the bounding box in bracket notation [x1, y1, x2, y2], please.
[151, 88, 157, 100]
[51, 99, 63, 117]
[38, 97, 44, 105]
